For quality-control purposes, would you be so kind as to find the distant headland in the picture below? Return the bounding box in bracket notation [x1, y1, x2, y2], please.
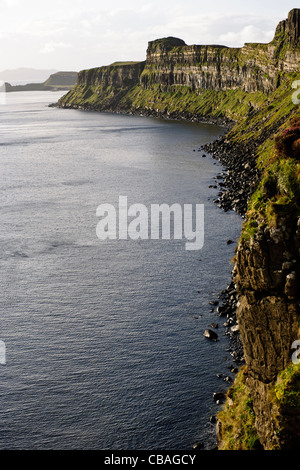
[1, 71, 78, 93]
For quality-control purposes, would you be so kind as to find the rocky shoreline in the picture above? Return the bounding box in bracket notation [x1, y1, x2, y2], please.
[202, 136, 260, 217]
[52, 100, 235, 129]
[196, 275, 245, 450]
[200, 131, 261, 449]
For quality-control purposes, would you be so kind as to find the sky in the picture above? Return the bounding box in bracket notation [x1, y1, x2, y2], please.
[0, 0, 298, 72]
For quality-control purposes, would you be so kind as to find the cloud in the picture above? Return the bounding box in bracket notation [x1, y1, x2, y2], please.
[0, 1, 283, 71]
[146, 12, 278, 47]
[219, 24, 274, 45]
[2, 0, 21, 6]
[40, 41, 72, 54]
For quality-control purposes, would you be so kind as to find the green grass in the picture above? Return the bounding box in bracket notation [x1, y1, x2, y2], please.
[119, 83, 269, 121]
[227, 73, 300, 144]
[274, 363, 300, 410]
[242, 159, 300, 238]
[241, 113, 300, 239]
[217, 368, 262, 450]
[218, 363, 300, 450]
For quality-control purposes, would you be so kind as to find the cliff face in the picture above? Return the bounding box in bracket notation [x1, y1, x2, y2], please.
[215, 112, 300, 449]
[58, 9, 300, 119]
[76, 62, 144, 89]
[59, 62, 145, 110]
[141, 32, 299, 95]
[43, 71, 78, 88]
[141, 9, 300, 95]
[275, 8, 300, 47]
[233, 218, 300, 449]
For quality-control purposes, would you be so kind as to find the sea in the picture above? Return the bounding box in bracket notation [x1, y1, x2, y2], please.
[0, 90, 242, 450]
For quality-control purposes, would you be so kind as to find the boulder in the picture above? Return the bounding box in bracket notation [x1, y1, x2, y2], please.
[204, 329, 218, 341]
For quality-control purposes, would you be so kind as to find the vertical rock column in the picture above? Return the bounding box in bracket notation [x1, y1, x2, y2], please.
[233, 217, 300, 449]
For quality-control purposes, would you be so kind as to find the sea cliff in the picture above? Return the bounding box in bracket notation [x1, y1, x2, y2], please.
[57, 9, 300, 450]
[58, 9, 300, 122]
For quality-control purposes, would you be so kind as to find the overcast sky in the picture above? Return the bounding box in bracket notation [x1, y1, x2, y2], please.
[0, 0, 297, 72]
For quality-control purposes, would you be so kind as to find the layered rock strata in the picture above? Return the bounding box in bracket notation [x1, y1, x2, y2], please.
[58, 9, 300, 113]
[233, 218, 300, 449]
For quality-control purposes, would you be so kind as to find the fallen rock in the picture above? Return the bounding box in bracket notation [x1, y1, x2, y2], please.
[192, 441, 204, 450]
[213, 392, 226, 403]
[231, 324, 240, 333]
[204, 329, 218, 341]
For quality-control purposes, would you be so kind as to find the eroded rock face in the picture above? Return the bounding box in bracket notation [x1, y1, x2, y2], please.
[77, 61, 145, 89]
[59, 61, 146, 111]
[279, 8, 300, 47]
[141, 10, 300, 95]
[233, 217, 300, 448]
[58, 9, 300, 115]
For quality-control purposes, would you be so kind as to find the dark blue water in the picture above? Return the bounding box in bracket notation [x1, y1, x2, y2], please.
[0, 91, 241, 450]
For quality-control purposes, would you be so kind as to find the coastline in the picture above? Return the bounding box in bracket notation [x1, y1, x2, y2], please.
[50, 100, 235, 129]
[53, 100, 250, 449]
[200, 134, 250, 449]
[49, 7, 300, 449]
[53, 77, 300, 447]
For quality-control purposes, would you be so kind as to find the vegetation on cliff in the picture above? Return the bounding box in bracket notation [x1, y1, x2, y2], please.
[242, 114, 300, 239]
[274, 363, 300, 415]
[58, 10, 300, 119]
[217, 362, 300, 450]
[217, 113, 300, 450]
[56, 8, 300, 450]
[217, 367, 261, 450]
